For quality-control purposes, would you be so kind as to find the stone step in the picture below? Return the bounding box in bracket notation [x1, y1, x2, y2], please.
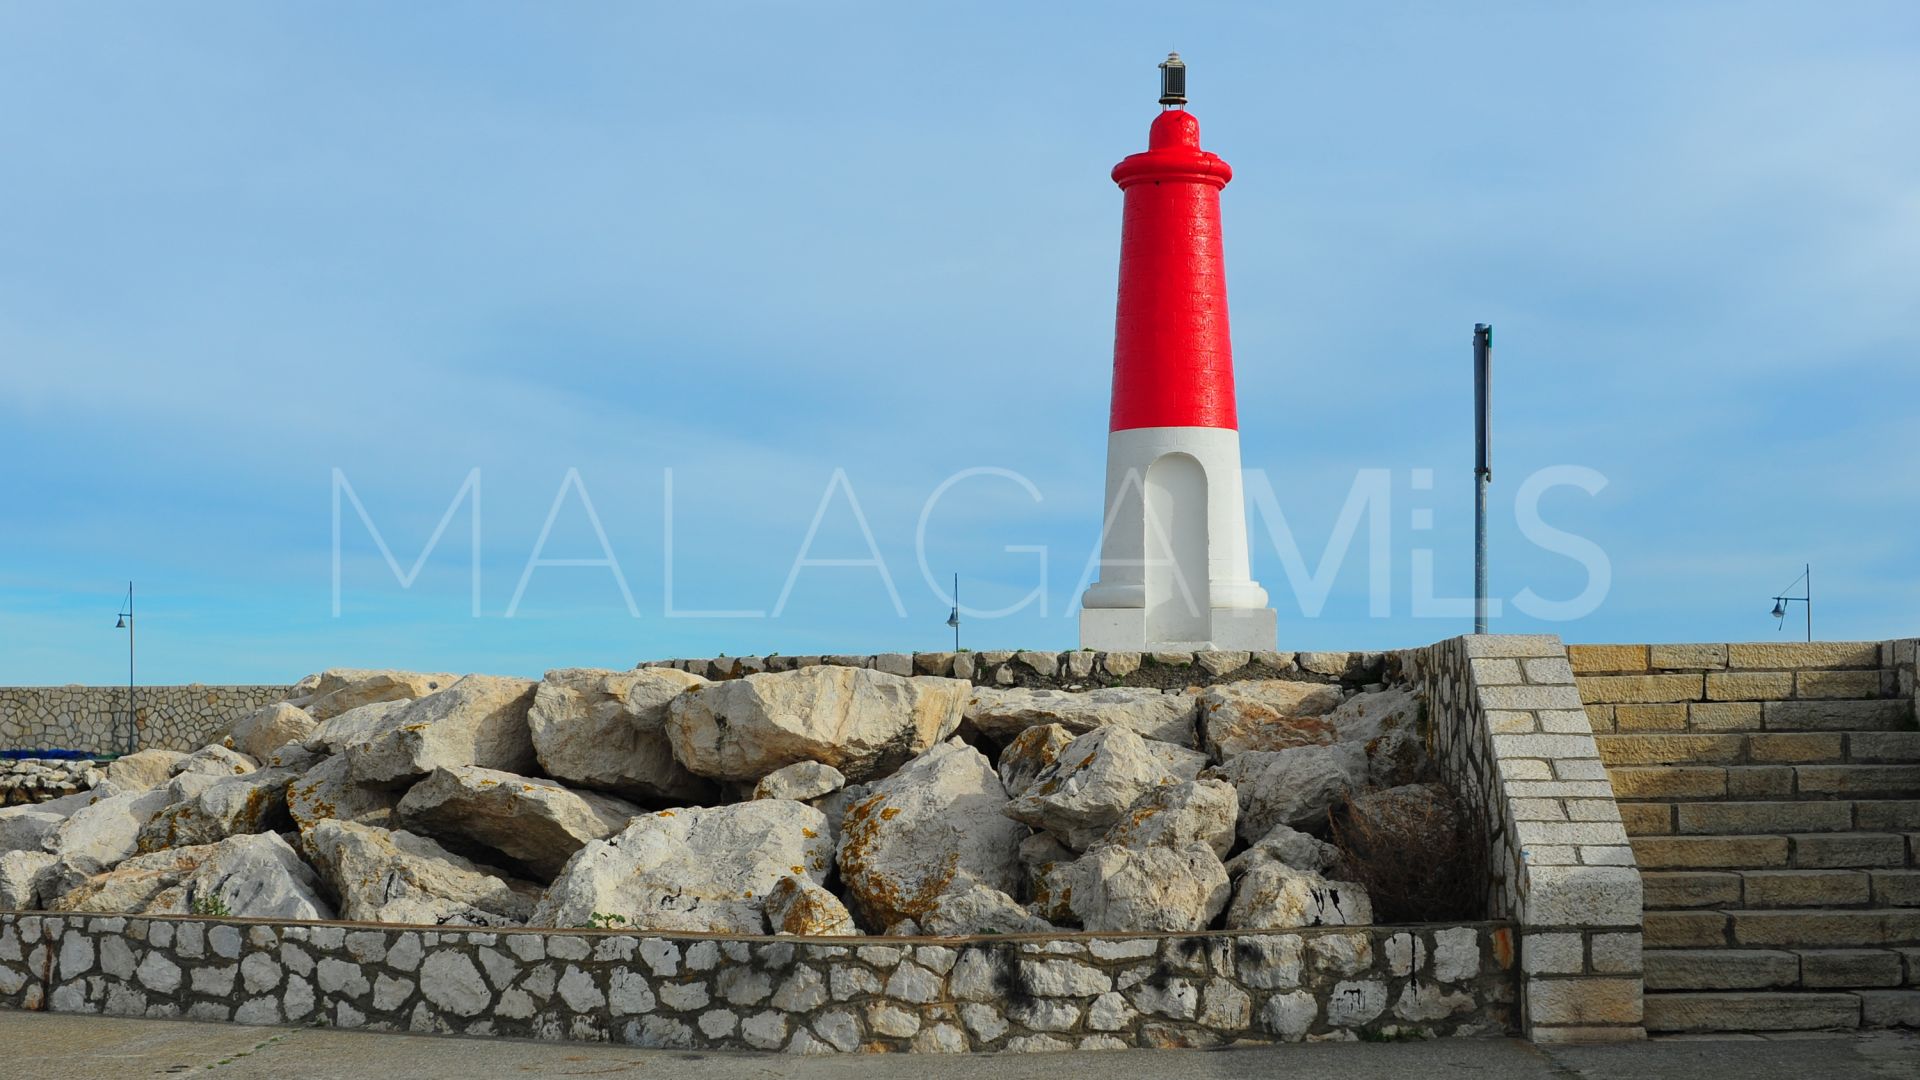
[1642, 869, 1920, 910]
[1621, 800, 1852, 836]
[1645, 947, 1911, 990]
[1584, 695, 1911, 735]
[1608, 764, 1920, 802]
[1643, 907, 1920, 950]
[1631, 832, 1915, 872]
[1643, 990, 1862, 1032]
[1598, 732, 1920, 768]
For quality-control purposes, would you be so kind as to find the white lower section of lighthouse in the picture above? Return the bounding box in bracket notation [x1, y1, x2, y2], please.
[1078, 426, 1278, 651]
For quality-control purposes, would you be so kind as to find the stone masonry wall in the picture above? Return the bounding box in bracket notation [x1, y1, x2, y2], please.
[0, 685, 292, 756]
[0, 915, 1515, 1052]
[1569, 640, 1908, 738]
[1406, 635, 1645, 1044]
[639, 648, 1391, 691]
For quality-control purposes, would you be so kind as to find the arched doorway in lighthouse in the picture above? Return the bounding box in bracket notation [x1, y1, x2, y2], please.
[1143, 452, 1209, 644]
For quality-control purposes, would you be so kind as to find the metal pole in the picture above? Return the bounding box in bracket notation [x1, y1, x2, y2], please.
[127, 581, 136, 756]
[1804, 563, 1812, 643]
[953, 574, 961, 652]
[1473, 324, 1493, 635]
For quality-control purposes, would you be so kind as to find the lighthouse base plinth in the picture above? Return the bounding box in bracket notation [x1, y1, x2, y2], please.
[1078, 604, 1277, 653]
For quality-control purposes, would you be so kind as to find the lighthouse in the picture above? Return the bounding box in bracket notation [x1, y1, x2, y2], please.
[1079, 54, 1277, 652]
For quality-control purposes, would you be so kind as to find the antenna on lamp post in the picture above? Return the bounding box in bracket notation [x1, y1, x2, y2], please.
[1473, 324, 1493, 635]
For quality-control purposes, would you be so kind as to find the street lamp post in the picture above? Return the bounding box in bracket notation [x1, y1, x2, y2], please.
[114, 581, 136, 756]
[946, 574, 962, 652]
[1769, 564, 1811, 643]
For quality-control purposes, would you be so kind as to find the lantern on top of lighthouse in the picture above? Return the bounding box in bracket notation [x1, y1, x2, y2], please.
[1078, 53, 1278, 652]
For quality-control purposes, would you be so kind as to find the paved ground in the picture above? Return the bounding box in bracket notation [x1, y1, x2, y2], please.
[3, 1011, 1915, 1080]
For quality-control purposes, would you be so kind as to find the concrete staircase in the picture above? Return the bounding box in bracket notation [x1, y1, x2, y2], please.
[1573, 642, 1920, 1034]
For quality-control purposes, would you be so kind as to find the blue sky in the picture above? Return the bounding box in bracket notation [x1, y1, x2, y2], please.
[2, 2, 1915, 684]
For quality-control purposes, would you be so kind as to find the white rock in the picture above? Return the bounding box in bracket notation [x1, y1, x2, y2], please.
[836, 741, 1025, 931]
[288, 669, 457, 721]
[1018, 832, 1078, 923]
[0, 849, 56, 909]
[532, 800, 831, 933]
[528, 668, 713, 802]
[136, 769, 297, 853]
[1092, 778, 1237, 858]
[1225, 862, 1373, 929]
[1003, 727, 1178, 851]
[396, 765, 642, 880]
[418, 951, 491, 1016]
[302, 700, 411, 755]
[751, 761, 846, 803]
[765, 876, 859, 936]
[1060, 843, 1229, 932]
[1140, 740, 1211, 781]
[916, 882, 1051, 936]
[43, 783, 199, 885]
[996, 724, 1073, 800]
[1197, 680, 1345, 761]
[1205, 742, 1368, 845]
[0, 790, 91, 854]
[100, 751, 187, 793]
[1326, 688, 1428, 786]
[221, 703, 317, 762]
[173, 745, 259, 778]
[667, 667, 969, 784]
[1225, 823, 1341, 877]
[303, 819, 539, 926]
[287, 755, 400, 835]
[53, 832, 332, 920]
[964, 686, 1199, 747]
[348, 675, 538, 785]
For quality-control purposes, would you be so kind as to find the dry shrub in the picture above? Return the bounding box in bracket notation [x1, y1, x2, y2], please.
[1329, 783, 1488, 923]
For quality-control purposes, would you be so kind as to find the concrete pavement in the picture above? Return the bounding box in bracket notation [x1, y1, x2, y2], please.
[1, 1011, 1914, 1080]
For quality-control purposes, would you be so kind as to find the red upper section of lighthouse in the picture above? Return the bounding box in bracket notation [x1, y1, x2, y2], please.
[1107, 107, 1239, 432]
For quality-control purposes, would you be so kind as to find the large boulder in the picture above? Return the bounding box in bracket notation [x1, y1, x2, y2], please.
[42, 778, 218, 882]
[1205, 742, 1368, 845]
[287, 755, 401, 834]
[1061, 843, 1230, 933]
[666, 667, 969, 783]
[395, 765, 642, 880]
[765, 876, 859, 936]
[220, 702, 317, 761]
[288, 669, 457, 721]
[303, 819, 540, 926]
[1092, 778, 1237, 859]
[531, 800, 832, 933]
[965, 686, 1199, 747]
[173, 745, 258, 778]
[1017, 832, 1077, 922]
[1226, 823, 1341, 878]
[52, 832, 332, 920]
[1003, 727, 1179, 851]
[1325, 688, 1429, 787]
[916, 882, 1051, 936]
[1198, 680, 1346, 761]
[136, 768, 297, 853]
[1226, 863, 1372, 930]
[0, 790, 93, 855]
[527, 668, 713, 802]
[347, 675, 538, 785]
[835, 741, 1025, 931]
[996, 723, 1073, 800]
[101, 751, 187, 793]
[750, 760, 845, 802]
[0, 849, 56, 909]
[303, 699, 411, 755]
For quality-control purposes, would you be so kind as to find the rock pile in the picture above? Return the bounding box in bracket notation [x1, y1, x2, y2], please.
[0, 758, 101, 807]
[0, 662, 1445, 935]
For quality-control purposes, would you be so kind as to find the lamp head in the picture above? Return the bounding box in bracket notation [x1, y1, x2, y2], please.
[1771, 600, 1787, 620]
[115, 615, 126, 628]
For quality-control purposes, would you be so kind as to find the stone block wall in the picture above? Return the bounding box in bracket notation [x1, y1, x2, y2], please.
[0, 915, 1515, 1051]
[639, 648, 1392, 692]
[1407, 634, 1645, 1043]
[1569, 640, 1907, 735]
[0, 685, 292, 756]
